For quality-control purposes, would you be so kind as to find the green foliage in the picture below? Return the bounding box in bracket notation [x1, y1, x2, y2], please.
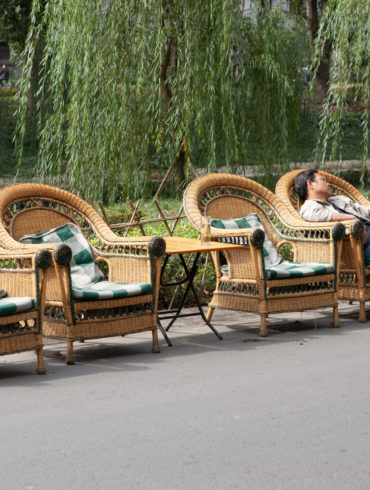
[107, 198, 210, 307]
[0, 0, 33, 51]
[0, 92, 36, 178]
[313, 0, 369, 178]
[236, 4, 308, 187]
[16, 0, 307, 202]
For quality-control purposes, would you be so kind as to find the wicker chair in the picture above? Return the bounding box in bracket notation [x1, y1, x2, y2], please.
[276, 169, 369, 322]
[183, 173, 345, 336]
[0, 183, 166, 364]
[0, 248, 52, 374]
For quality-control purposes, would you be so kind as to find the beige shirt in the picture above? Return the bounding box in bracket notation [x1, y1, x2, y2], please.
[300, 195, 370, 222]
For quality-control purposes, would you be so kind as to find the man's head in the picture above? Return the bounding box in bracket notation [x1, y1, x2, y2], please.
[294, 169, 332, 201]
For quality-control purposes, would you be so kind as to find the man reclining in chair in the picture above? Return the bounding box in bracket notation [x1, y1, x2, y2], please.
[294, 169, 370, 266]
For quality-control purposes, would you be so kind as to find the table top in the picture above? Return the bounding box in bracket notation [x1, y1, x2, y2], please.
[164, 236, 244, 255]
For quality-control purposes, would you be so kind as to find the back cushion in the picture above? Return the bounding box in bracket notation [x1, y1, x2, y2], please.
[211, 213, 282, 267]
[20, 223, 104, 289]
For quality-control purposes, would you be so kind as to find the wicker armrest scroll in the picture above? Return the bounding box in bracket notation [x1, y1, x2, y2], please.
[35, 249, 53, 269]
[332, 223, 346, 242]
[209, 226, 264, 246]
[351, 220, 364, 239]
[148, 236, 166, 257]
[54, 244, 72, 266]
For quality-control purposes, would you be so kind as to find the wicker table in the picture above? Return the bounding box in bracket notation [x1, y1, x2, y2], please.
[158, 237, 244, 346]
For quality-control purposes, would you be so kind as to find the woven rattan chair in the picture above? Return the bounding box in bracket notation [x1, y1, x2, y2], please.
[276, 169, 369, 322]
[0, 248, 52, 374]
[183, 173, 345, 336]
[0, 183, 166, 364]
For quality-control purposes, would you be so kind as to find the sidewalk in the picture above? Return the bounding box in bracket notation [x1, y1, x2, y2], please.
[1, 301, 370, 490]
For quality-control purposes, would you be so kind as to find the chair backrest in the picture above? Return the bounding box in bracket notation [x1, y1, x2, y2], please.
[183, 173, 293, 250]
[275, 168, 370, 217]
[0, 183, 114, 250]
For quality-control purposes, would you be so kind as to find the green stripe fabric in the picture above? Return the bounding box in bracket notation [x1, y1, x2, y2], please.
[265, 261, 334, 280]
[221, 261, 334, 280]
[211, 213, 282, 267]
[72, 281, 152, 300]
[214, 214, 335, 281]
[20, 223, 154, 302]
[0, 297, 35, 317]
[20, 223, 104, 289]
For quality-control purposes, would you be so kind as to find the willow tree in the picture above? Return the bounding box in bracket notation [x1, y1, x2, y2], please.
[313, 0, 369, 176]
[16, 0, 307, 201]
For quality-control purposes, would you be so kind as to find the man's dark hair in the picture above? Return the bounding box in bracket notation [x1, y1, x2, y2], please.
[294, 169, 318, 201]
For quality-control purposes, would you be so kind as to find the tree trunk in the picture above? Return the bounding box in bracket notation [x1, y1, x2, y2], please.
[305, 0, 331, 102]
[316, 42, 331, 102]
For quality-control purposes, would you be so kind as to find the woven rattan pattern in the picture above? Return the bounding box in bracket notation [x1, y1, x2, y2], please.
[183, 173, 343, 336]
[0, 183, 165, 364]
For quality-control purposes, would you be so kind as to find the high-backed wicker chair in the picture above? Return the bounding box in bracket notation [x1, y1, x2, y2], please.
[0, 184, 166, 364]
[276, 169, 369, 322]
[183, 173, 345, 336]
[0, 248, 52, 374]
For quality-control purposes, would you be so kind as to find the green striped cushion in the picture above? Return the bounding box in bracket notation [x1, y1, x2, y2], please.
[211, 213, 282, 267]
[221, 261, 334, 280]
[73, 281, 153, 300]
[265, 261, 334, 280]
[20, 223, 104, 289]
[0, 297, 35, 317]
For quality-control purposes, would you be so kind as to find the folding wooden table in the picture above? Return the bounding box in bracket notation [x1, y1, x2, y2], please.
[158, 237, 243, 346]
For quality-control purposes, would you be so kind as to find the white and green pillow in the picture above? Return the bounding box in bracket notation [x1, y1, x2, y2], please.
[20, 223, 152, 301]
[211, 213, 282, 267]
[213, 213, 335, 280]
[20, 222, 104, 289]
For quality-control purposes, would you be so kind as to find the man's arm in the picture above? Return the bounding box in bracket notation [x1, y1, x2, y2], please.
[331, 212, 357, 222]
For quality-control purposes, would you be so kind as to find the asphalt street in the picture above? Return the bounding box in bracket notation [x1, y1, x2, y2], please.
[1, 301, 370, 490]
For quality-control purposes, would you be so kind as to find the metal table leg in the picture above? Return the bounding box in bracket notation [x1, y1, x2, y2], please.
[157, 252, 222, 343]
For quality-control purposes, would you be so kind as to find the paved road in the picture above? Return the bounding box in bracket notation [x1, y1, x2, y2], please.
[1, 302, 370, 490]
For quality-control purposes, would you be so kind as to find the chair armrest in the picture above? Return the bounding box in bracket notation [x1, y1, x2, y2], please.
[0, 249, 52, 270]
[0, 249, 52, 298]
[210, 226, 265, 247]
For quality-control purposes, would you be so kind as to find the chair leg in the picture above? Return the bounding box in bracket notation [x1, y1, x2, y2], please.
[331, 305, 340, 328]
[259, 314, 268, 337]
[359, 301, 367, 323]
[152, 328, 160, 353]
[206, 306, 215, 322]
[66, 340, 75, 365]
[36, 346, 46, 375]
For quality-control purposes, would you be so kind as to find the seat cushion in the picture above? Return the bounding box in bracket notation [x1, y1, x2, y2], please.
[0, 297, 35, 317]
[211, 213, 282, 267]
[20, 223, 104, 289]
[265, 261, 335, 280]
[221, 261, 334, 280]
[72, 281, 153, 300]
